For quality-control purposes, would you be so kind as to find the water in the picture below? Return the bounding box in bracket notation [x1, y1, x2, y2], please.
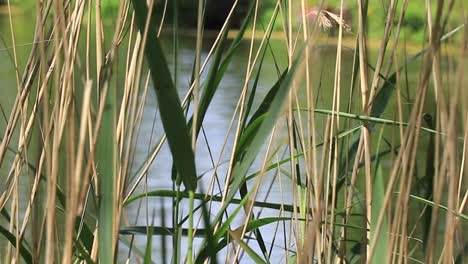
[0, 10, 385, 263]
[123, 34, 295, 263]
[1, 9, 461, 263]
[0, 11, 305, 262]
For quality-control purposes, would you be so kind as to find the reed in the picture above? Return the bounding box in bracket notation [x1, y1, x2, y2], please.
[0, 0, 466, 263]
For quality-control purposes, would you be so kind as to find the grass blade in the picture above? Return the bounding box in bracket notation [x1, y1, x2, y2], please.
[0, 225, 32, 264]
[144, 226, 154, 264]
[370, 127, 388, 263]
[131, 0, 197, 191]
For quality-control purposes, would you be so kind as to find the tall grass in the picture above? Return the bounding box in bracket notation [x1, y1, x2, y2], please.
[0, 0, 466, 263]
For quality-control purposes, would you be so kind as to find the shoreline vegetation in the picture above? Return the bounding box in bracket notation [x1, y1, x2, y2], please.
[166, 28, 463, 55]
[0, 0, 466, 263]
[1, 0, 460, 42]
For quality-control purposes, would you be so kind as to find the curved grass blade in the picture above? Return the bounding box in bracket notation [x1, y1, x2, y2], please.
[232, 68, 288, 166]
[124, 189, 298, 212]
[131, 0, 197, 191]
[407, 195, 468, 221]
[124, 189, 360, 219]
[120, 226, 208, 237]
[397, 24, 464, 71]
[240, 7, 280, 135]
[311, 109, 449, 137]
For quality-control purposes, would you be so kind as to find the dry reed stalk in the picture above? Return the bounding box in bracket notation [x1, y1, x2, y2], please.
[325, 0, 345, 261]
[368, 1, 447, 262]
[220, 0, 259, 213]
[227, 0, 261, 260]
[95, 0, 103, 82]
[5, 5, 23, 260]
[61, 2, 90, 262]
[354, 1, 372, 262]
[235, 126, 279, 261]
[287, 0, 303, 260]
[0, 0, 466, 262]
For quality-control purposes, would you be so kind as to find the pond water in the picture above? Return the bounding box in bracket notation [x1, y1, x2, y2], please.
[0, 9, 460, 263]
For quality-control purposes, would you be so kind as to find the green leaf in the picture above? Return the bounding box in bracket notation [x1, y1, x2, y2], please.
[421, 113, 435, 249]
[311, 109, 446, 136]
[131, 0, 197, 191]
[196, 217, 294, 263]
[120, 226, 207, 237]
[120, 236, 156, 264]
[191, 28, 229, 136]
[97, 63, 117, 264]
[191, 0, 255, 138]
[246, 70, 288, 130]
[144, 226, 154, 264]
[407, 195, 468, 221]
[370, 127, 388, 262]
[397, 24, 464, 71]
[369, 73, 396, 119]
[199, 189, 218, 264]
[124, 189, 299, 213]
[0, 224, 32, 264]
[225, 63, 297, 204]
[228, 229, 268, 264]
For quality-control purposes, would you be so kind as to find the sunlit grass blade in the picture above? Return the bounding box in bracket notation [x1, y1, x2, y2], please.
[397, 24, 465, 71]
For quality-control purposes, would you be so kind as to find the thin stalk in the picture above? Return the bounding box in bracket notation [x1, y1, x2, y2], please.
[187, 191, 195, 264]
[192, 0, 203, 150]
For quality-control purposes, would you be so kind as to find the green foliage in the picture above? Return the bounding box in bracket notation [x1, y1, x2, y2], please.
[0, 0, 466, 263]
[131, 0, 197, 192]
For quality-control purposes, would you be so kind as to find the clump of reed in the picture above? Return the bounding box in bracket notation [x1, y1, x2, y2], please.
[0, 0, 466, 263]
